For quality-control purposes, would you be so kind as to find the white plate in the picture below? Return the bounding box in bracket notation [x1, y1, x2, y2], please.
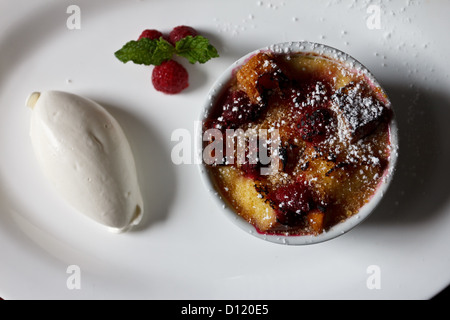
[1, 0, 449, 300]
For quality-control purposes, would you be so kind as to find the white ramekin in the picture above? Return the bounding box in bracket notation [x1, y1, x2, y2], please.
[198, 41, 398, 245]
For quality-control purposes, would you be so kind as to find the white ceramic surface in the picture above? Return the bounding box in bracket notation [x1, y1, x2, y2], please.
[1, 0, 449, 300]
[199, 41, 399, 246]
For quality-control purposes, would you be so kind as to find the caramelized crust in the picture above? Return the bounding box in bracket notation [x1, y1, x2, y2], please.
[215, 166, 278, 232]
[236, 53, 278, 104]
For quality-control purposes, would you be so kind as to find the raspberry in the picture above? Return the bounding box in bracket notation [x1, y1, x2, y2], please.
[297, 108, 333, 145]
[169, 25, 198, 45]
[241, 162, 260, 179]
[240, 145, 262, 179]
[255, 69, 289, 101]
[138, 29, 164, 41]
[285, 81, 331, 109]
[279, 144, 301, 174]
[219, 90, 264, 129]
[285, 87, 304, 108]
[268, 181, 314, 226]
[151, 60, 189, 94]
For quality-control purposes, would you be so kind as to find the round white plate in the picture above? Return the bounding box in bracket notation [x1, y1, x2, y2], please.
[1, 0, 449, 300]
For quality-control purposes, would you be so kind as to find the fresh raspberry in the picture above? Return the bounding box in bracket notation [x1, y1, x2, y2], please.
[268, 181, 314, 226]
[138, 29, 164, 41]
[169, 25, 198, 45]
[152, 60, 189, 94]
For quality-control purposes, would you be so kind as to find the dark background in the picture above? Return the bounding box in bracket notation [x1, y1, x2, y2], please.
[433, 285, 449, 300]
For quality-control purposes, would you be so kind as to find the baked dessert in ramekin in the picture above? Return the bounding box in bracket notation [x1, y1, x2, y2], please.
[200, 42, 398, 245]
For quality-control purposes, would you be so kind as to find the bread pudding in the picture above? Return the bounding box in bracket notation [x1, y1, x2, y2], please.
[202, 46, 394, 237]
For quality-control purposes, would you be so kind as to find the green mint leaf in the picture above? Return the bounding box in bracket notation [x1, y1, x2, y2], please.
[153, 38, 176, 65]
[175, 35, 219, 64]
[114, 38, 174, 66]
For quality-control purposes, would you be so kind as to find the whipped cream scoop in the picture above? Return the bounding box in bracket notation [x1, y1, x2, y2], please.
[27, 91, 143, 233]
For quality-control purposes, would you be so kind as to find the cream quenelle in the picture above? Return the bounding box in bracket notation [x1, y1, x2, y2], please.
[27, 91, 143, 233]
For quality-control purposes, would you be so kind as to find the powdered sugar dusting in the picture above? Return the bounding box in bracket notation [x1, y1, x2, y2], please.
[203, 41, 396, 237]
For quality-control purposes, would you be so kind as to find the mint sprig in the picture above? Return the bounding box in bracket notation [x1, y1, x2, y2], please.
[175, 36, 219, 64]
[115, 35, 219, 66]
[114, 37, 174, 66]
